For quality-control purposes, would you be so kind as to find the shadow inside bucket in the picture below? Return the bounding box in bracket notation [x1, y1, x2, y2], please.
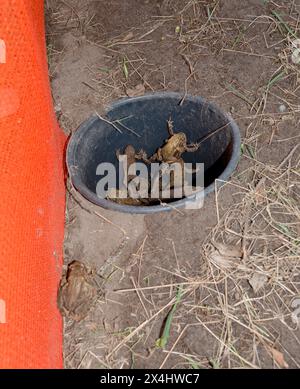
[67, 93, 240, 213]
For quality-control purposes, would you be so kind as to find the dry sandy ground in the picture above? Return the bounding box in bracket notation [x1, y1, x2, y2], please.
[46, 0, 300, 368]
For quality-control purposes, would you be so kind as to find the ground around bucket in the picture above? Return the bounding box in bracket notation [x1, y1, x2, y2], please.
[46, 0, 300, 368]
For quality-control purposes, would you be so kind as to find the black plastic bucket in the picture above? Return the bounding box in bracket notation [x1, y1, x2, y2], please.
[66, 92, 241, 214]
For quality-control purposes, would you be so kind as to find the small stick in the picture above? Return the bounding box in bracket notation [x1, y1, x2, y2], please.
[278, 145, 299, 168]
[94, 211, 126, 236]
[82, 81, 100, 93]
[107, 39, 153, 48]
[182, 54, 193, 74]
[159, 200, 185, 215]
[130, 276, 149, 319]
[191, 121, 232, 148]
[114, 279, 218, 293]
[95, 111, 123, 134]
[138, 22, 164, 39]
[222, 48, 276, 60]
[179, 72, 195, 106]
[114, 120, 141, 137]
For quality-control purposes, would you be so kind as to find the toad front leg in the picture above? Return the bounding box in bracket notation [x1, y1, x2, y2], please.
[167, 118, 174, 136]
[135, 149, 161, 164]
[186, 142, 200, 152]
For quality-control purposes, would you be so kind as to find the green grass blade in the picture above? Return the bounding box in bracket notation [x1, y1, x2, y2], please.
[156, 286, 183, 349]
[271, 11, 298, 39]
[122, 57, 129, 80]
[267, 70, 285, 89]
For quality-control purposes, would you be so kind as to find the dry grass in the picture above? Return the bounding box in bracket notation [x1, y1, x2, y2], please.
[199, 149, 300, 368]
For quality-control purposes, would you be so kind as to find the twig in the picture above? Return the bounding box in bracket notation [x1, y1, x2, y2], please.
[182, 54, 197, 81]
[130, 276, 149, 318]
[94, 211, 126, 236]
[95, 111, 123, 134]
[278, 145, 299, 168]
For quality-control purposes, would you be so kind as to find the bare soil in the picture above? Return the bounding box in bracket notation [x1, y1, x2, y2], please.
[46, 0, 300, 369]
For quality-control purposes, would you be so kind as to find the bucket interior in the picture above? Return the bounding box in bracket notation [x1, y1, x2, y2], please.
[67, 94, 238, 210]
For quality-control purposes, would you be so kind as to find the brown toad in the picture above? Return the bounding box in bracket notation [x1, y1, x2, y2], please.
[106, 187, 145, 205]
[116, 144, 137, 183]
[137, 119, 200, 164]
[57, 260, 98, 322]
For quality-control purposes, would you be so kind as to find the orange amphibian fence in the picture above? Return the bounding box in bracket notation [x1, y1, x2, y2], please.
[0, 0, 65, 368]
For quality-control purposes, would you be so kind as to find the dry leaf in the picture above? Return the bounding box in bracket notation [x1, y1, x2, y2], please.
[268, 346, 289, 368]
[248, 272, 268, 293]
[208, 242, 243, 270]
[209, 251, 234, 269]
[213, 242, 243, 258]
[122, 31, 134, 41]
[126, 84, 145, 97]
[254, 177, 266, 205]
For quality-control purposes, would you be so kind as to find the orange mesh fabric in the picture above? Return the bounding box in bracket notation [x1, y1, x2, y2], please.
[0, 0, 65, 368]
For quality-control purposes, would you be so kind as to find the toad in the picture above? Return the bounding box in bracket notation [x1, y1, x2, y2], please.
[106, 187, 145, 205]
[136, 119, 200, 164]
[57, 260, 98, 322]
[116, 144, 137, 183]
